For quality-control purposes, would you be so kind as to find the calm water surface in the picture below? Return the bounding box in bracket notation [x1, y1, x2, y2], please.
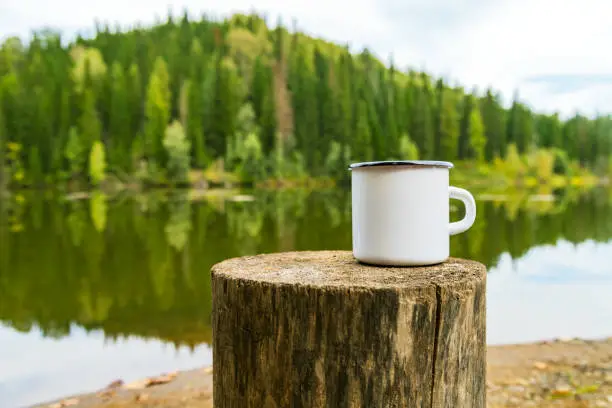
[1, 188, 611, 407]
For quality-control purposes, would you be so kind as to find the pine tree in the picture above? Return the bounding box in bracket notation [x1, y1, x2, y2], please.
[469, 104, 486, 161]
[354, 98, 372, 161]
[186, 40, 206, 167]
[314, 47, 336, 162]
[536, 113, 560, 150]
[251, 56, 275, 153]
[481, 88, 506, 160]
[144, 57, 170, 166]
[433, 78, 445, 157]
[410, 83, 434, 158]
[209, 56, 241, 158]
[439, 89, 460, 161]
[337, 52, 353, 160]
[458, 94, 473, 159]
[506, 93, 519, 147]
[79, 86, 102, 156]
[55, 89, 71, 173]
[384, 66, 399, 158]
[291, 44, 318, 167]
[128, 64, 142, 138]
[515, 105, 534, 153]
[109, 62, 130, 169]
[0, 96, 5, 189]
[28, 146, 43, 185]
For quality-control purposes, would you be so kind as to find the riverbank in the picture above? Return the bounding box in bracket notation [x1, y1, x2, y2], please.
[36, 337, 612, 408]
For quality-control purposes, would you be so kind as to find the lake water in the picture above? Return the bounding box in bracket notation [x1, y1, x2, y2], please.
[1, 188, 611, 407]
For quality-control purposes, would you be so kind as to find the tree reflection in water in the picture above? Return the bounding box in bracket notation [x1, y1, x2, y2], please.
[0, 188, 610, 347]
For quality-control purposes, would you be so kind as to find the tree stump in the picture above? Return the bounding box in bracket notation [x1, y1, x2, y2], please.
[212, 251, 486, 408]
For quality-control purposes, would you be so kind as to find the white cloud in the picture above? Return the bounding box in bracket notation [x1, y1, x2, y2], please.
[1, 0, 612, 115]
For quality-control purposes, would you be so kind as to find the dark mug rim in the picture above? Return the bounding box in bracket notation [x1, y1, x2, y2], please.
[349, 160, 454, 170]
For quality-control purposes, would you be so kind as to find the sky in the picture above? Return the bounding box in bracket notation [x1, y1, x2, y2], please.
[1, 0, 611, 116]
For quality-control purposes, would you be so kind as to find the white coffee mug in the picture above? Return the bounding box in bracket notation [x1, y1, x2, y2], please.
[350, 160, 476, 266]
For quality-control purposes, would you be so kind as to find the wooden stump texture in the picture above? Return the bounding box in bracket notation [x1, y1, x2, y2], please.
[212, 251, 486, 408]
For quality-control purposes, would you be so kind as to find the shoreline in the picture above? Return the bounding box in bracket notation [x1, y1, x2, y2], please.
[36, 337, 612, 408]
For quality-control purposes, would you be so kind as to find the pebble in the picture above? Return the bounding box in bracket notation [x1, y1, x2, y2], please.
[533, 361, 548, 370]
[135, 393, 149, 402]
[550, 385, 573, 398]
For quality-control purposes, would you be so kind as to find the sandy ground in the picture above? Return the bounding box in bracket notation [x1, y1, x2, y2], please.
[36, 337, 612, 408]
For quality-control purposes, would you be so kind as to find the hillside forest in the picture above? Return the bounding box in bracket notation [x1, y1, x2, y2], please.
[0, 12, 611, 189]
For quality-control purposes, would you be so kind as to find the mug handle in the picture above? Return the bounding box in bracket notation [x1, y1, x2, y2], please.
[449, 186, 476, 236]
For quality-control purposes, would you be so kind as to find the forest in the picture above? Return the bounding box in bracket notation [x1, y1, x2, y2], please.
[0, 11, 611, 189]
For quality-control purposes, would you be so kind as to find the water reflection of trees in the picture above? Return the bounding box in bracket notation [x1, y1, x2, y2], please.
[0, 188, 610, 347]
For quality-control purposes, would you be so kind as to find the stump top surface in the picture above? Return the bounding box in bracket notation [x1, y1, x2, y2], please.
[212, 251, 485, 289]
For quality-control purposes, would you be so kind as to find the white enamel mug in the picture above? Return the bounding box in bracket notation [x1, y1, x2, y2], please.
[350, 160, 476, 266]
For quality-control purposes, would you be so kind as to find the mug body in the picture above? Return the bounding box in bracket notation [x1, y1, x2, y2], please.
[351, 162, 451, 266]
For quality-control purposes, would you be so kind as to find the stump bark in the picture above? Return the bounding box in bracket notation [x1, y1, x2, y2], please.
[212, 251, 486, 408]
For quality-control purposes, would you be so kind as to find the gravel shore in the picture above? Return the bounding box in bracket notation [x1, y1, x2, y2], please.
[36, 337, 612, 408]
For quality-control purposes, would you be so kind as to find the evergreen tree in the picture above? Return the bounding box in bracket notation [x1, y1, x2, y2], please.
[433, 78, 445, 157]
[458, 94, 473, 159]
[481, 88, 506, 160]
[410, 83, 434, 158]
[514, 105, 534, 153]
[55, 89, 71, 173]
[128, 64, 142, 138]
[354, 98, 372, 161]
[109, 62, 130, 168]
[78, 86, 102, 157]
[0, 97, 5, 189]
[335, 52, 353, 160]
[469, 104, 486, 161]
[439, 89, 460, 161]
[209, 56, 241, 158]
[506, 93, 519, 147]
[384, 66, 399, 158]
[144, 57, 170, 166]
[186, 40, 206, 167]
[291, 44, 318, 167]
[314, 47, 336, 162]
[251, 56, 275, 153]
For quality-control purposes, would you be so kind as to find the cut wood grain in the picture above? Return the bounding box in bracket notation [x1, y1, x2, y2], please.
[212, 251, 486, 408]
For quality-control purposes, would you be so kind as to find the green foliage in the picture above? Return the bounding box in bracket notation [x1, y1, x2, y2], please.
[89, 141, 107, 185]
[0, 101, 6, 189]
[552, 149, 571, 175]
[410, 80, 435, 158]
[90, 191, 107, 232]
[109, 62, 130, 169]
[163, 121, 191, 184]
[469, 105, 486, 161]
[241, 132, 266, 181]
[209, 57, 241, 157]
[165, 197, 191, 251]
[439, 89, 460, 161]
[482, 89, 506, 160]
[354, 99, 373, 161]
[78, 87, 102, 154]
[529, 148, 555, 182]
[0, 12, 609, 187]
[71, 46, 107, 93]
[398, 134, 419, 160]
[145, 57, 171, 166]
[65, 127, 86, 177]
[324, 141, 343, 176]
[28, 146, 43, 185]
[186, 40, 207, 168]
